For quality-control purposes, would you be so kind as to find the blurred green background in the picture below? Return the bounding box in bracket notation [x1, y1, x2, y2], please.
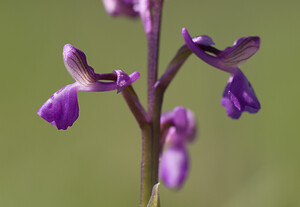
[1, 0, 299, 206]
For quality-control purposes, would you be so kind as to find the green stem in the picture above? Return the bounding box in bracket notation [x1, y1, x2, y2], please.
[141, 0, 164, 207]
[140, 124, 154, 207]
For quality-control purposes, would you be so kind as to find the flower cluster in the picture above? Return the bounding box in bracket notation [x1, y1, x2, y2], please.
[38, 44, 140, 130]
[182, 28, 261, 119]
[38, 1, 262, 205]
[159, 107, 197, 189]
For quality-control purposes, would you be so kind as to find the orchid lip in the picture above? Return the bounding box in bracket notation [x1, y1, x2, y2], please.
[221, 69, 261, 119]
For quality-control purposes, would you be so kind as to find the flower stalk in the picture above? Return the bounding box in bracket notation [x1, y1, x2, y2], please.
[141, 0, 164, 206]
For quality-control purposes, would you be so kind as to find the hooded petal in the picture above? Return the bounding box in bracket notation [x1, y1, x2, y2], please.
[173, 107, 188, 134]
[182, 28, 261, 73]
[161, 107, 197, 145]
[63, 44, 97, 86]
[221, 69, 261, 119]
[159, 145, 189, 189]
[38, 83, 80, 130]
[218, 36, 260, 67]
[182, 28, 235, 73]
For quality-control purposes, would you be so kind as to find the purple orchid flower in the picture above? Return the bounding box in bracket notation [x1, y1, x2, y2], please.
[159, 107, 197, 189]
[102, 0, 139, 17]
[38, 44, 140, 130]
[182, 28, 261, 119]
[102, 0, 152, 35]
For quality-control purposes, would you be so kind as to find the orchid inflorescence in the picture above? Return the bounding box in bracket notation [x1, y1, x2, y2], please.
[38, 1, 261, 206]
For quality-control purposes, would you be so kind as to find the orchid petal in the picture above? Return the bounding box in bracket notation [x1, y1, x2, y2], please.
[218, 36, 260, 67]
[63, 44, 97, 86]
[38, 83, 80, 130]
[139, 0, 152, 35]
[221, 69, 260, 119]
[182, 28, 235, 73]
[182, 28, 261, 73]
[185, 110, 197, 143]
[173, 107, 188, 133]
[159, 145, 189, 189]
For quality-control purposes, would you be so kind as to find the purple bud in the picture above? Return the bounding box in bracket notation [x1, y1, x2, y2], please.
[173, 107, 188, 133]
[159, 107, 197, 188]
[161, 107, 197, 145]
[102, 0, 139, 17]
[221, 69, 261, 119]
[159, 145, 189, 189]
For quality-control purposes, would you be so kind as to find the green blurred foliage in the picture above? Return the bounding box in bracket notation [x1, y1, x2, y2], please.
[0, 0, 299, 206]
